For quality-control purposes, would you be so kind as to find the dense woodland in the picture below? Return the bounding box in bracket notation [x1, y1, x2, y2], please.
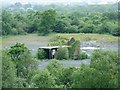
[1, 3, 119, 36]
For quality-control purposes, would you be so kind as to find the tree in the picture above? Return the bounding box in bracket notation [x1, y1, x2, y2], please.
[61, 66, 77, 88]
[8, 43, 30, 61]
[53, 20, 67, 33]
[71, 18, 80, 26]
[26, 11, 42, 33]
[66, 25, 78, 33]
[72, 50, 118, 88]
[13, 13, 28, 35]
[110, 22, 119, 36]
[46, 60, 64, 86]
[38, 9, 57, 35]
[2, 50, 17, 88]
[2, 10, 13, 35]
[102, 12, 118, 20]
[90, 50, 118, 88]
[8, 43, 36, 82]
[2, 22, 12, 35]
[31, 69, 55, 88]
[81, 23, 95, 33]
[72, 64, 99, 88]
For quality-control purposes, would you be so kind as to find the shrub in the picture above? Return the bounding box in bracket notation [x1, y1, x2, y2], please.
[91, 49, 118, 63]
[11, 28, 18, 35]
[91, 50, 118, 88]
[90, 50, 118, 72]
[72, 65, 99, 88]
[61, 66, 77, 88]
[78, 52, 89, 60]
[31, 69, 55, 88]
[90, 50, 118, 88]
[72, 50, 119, 88]
[48, 35, 68, 46]
[36, 48, 46, 60]
[56, 47, 69, 60]
[46, 59, 64, 86]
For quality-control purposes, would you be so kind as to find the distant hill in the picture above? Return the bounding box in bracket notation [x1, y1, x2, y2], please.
[3, 2, 118, 13]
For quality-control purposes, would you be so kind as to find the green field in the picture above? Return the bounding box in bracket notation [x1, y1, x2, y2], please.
[54, 33, 118, 43]
[2, 33, 118, 51]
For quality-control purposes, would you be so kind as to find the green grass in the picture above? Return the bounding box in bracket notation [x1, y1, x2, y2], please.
[54, 33, 118, 43]
[2, 34, 53, 48]
[2, 33, 118, 49]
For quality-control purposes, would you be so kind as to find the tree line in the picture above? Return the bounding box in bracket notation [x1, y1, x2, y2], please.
[2, 9, 119, 36]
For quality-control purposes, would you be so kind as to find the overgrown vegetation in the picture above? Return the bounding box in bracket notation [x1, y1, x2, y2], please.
[68, 40, 80, 59]
[78, 52, 89, 60]
[56, 47, 69, 60]
[36, 48, 46, 60]
[2, 47, 118, 88]
[48, 35, 68, 46]
[31, 69, 55, 88]
[2, 43, 38, 88]
[2, 50, 17, 88]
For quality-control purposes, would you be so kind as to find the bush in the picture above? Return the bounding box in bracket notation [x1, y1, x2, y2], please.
[71, 50, 119, 88]
[36, 48, 46, 60]
[31, 69, 55, 88]
[48, 35, 68, 46]
[11, 28, 18, 35]
[61, 66, 77, 88]
[46, 59, 64, 86]
[78, 52, 89, 60]
[56, 47, 69, 60]
[90, 50, 118, 72]
[72, 65, 99, 88]
[91, 49, 118, 63]
[90, 50, 118, 88]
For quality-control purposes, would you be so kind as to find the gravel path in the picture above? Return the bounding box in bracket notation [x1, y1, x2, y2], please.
[39, 59, 91, 68]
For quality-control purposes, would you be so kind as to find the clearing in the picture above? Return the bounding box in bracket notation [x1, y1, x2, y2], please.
[2, 33, 118, 68]
[2, 33, 118, 53]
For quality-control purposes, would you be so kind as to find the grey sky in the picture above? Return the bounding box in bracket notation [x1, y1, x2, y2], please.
[2, 0, 118, 5]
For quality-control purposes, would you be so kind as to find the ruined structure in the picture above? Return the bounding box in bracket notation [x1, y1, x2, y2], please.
[39, 37, 80, 59]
